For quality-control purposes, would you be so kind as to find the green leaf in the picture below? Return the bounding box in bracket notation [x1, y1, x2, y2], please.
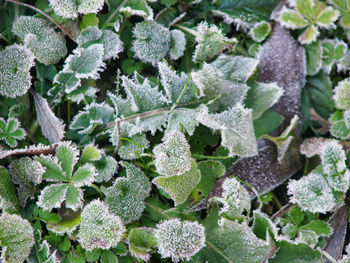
[0, 213, 34, 263]
[71, 163, 96, 187]
[128, 227, 157, 261]
[0, 117, 26, 147]
[79, 200, 125, 251]
[269, 240, 322, 263]
[299, 25, 319, 44]
[38, 208, 61, 224]
[289, 206, 305, 227]
[35, 155, 67, 182]
[253, 211, 278, 240]
[253, 109, 283, 139]
[0, 166, 19, 214]
[299, 220, 332, 236]
[37, 184, 68, 212]
[305, 41, 322, 76]
[333, 78, 350, 110]
[197, 160, 225, 196]
[279, 7, 309, 29]
[119, 0, 153, 19]
[65, 185, 83, 210]
[94, 155, 118, 182]
[249, 21, 271, 42]
[47, 214, 81, 235]
[169, 29, 186, 60]
[80, 14, 99, 29]
[100, 250, 117, 263]
[80, 144, 102, 162]
[56, 141, 79, 178]
[153, 160, 201, 205]
[316, 6, 340, 26]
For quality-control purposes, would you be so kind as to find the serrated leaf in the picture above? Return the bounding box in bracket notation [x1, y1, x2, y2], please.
[153, 160, 201, 205]
[0, 117, 26, 147]
[169, 29, 186, 60]
[0, 213, 34, 263]
[166, 107, 202, 135]
[65, 185, 83, 210]
[35, 155, 67, 182]
[253, 211, 278, 241]
[71, 163, 96, 187]
[80, 144, 102, 162]
[299, 220, 332, 236]
[279, 7, 309, 29]
[199, 103, 257, 157]
[32, 91, 65, 144]
[0, 166, 19, 214]
[56, 141, 79, 178]
[249, 21, 271, 42]
[94, 155, 118, 183]
[37, 183, 68, 212]
[333, 78, 350, 110]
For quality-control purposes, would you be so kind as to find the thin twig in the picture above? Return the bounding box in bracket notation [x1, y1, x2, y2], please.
[6, 0, 75, 42]
[271, 203, 292, 220]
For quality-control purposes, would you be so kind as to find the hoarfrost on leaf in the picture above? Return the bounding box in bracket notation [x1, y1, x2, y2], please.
[93, 155, 118, 183]
[79, 200, 125, 251]
[77, 0, 105, 15]
[333, 78, 350, 109]
[192, 63, 222, 98]
[153, 130, 191, 177]
[248, 21, 271, 42]
[321, 38, 348, 73]
[169, 29, 186, 60]
[0, 44, 35, 98]
[12, 16, 67, 65]
[321, 140, 346, 176]
[132, 20, 170, 65]
[155, 219, 205, 263]
[49, 0, 104, 18]
[0, 117, 27, 148]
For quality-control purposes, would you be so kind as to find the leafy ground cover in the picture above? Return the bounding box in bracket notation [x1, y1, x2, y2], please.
[0, 0, 350, 262]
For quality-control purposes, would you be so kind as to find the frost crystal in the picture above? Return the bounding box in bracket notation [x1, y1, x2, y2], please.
[321, 140, 346, 176]
[102, 162, 151, 223]
[333, 78, 350, 109]
[49, 0, 104, 18]
[192, 63, 222, 98]
[193, 21, 236, 63]
[79, 200, 125, 251]
[77, 0, 105, 15]
[0, 44, 35, 98]
[94, 155, 118, 183]
[288, 171, 336, 213]
[153, 131, 191, 177]
[132, 20, 170, 65]
[0, 213, 34, 263]
[169, 29, 186, 60]
[155, 219, 205, 262]
[12, 16, 67, 65]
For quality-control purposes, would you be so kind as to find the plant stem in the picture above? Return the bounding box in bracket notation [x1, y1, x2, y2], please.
[102, 0, 128, 29]
[5, 0, 76, 42]
[169, 74, 192, 114]
[322, 251, 338, 263]
[191, 154, 232, 160]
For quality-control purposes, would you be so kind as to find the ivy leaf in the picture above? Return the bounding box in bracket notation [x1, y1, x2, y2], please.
[153, 159, 201, 205]
[0, 44, 35, 98]
[102, 161, 151, 223]
[78, 200, 125, 251]
[128, 227, 157, 261]
[32, 91, 65, 144]
[12, 16, 67, 65]
[248, 21, 271, 42]
[0, 166, 19, 214]
[199, 103, 258, 157]
[0, 213, 34, 263]
[0, 117, 26, 147]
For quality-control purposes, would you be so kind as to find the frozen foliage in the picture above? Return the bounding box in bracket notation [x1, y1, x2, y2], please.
[278, 0, 340, 44]
[36, 141, 96, 211]
[77, 27, 124, 60]
[166, 106, 203, 135]
[329, 0, 350, 28]
[9, 157, 45, 206]
[153, 159, 201, 205]
[321, 38, 347, 73]
[288, 170, 336, 213]
[32, 91, 65, 144]
[0, 213, 34, 263]
[192, 63, 223, 98]
[119, 0, 153, 19]
[215, 177, 251, 221]
[169, 29, 186, 60]
[193, 21, 237, 63]
[79, 200, 125, 251]
[199, 103, 257, 157]
[0, 117, 26, 148]
[0, 44, 35, 98]
[102, 162, 151, 223]
[132, 20, 170, 65]
[321, 140, 346, 176]
[248, 21, 271, 42]
[49, 0, 104, 18]
[12, 16, 67, 65]
[155, 219, 205, 262]
[94, 155, 118, 182]
[70, 102, 114, 134]
[300, 137, 332, 158]
[333, 78, 350, 109]
[128, 227, 157, 261]
[29, 231, 58, 263]
[153, 131, 191, 177]
[0, 167, 19, 214]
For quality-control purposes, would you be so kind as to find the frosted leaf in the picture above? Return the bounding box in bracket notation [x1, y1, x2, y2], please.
[70, 102, 114, 134]
[0, 117, 27, 148]
[132, 20, 170, 65]
[158, 62, 195, 103]
[12, 16, 67, 65]
[102, 161, 151, 223]
[108, 92, 137, 118]
[300, 137, 332, 158]
[199, 103, 257, 157]
[56, 141, 79, 177]
[67, 86, 98, 104]
[29, 231, 59, 263]
[119, 0, 153, 20]
[77, 26, 102, 46]
[130, 114, 168, 136]
[121, 74, 168, 113]
[128, 227, 157, 261]
[53, 72, 81, 94]
[0, 44, 35, 98]
[49, 0, 78, 18]
[63, 44, 105, 80]
[244, 81, 284, 119]
[153, 159, 201, 205]
[342, 243, 350, 263]
[115, 121, 150, 160]
[77, 0, 104, 15]
[37, 183, 68, 212]
[333, 78, 350, 110]
[79, 200, 125, 251]
[321, 140, 346, 175]
[94, 155, 118, 183]
[32, 91, 65, 144]
[46, 214, 80, 235]
[192, 63, 222, 98]
[71, 163, 96, 187]
[0, 213, 34, 263]
[81, 145, 102, 163]
[35, 155, 66, 182]
[169, 29, 186, 60]
[166, 106, 202, 135]
[249, 21, 271, 42]
[155, 219, 205, 262]
[214, 177, 251, 221]
[65, 184, 83, 210]
[321, 38, 347, 73]
[0, 167, 20, 214]
[153, 130, 191, 177]
[288, 170, 336, 213]
[193, 21, 237, 63]
[9, 157, 45, 204]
